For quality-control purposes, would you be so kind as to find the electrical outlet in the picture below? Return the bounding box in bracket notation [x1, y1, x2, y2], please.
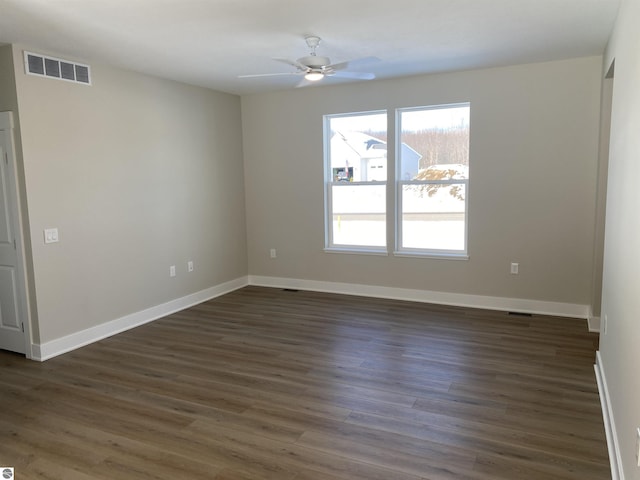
[270, 248, 277, 259]
[510, 262, 519, 275]
[169, 265, 176, 277]
[188, 261, 194, 272]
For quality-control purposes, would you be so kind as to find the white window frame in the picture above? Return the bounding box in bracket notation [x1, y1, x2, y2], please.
[394, 103, 470, 258]
[323, 110, 388, 254]
[323, 104, 470, 259]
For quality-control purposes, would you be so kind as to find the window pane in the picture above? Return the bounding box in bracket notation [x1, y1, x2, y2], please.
[326, 111, 387, 250]
[332, 184, 385, 247]
[399, 106, 470, 178]
[401, 183, 466, 250]
[398, 104, 470, 252]
[328, 113, 388, 182]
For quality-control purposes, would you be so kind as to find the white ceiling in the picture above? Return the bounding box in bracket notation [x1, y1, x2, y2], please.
[0, 0, 620, 96]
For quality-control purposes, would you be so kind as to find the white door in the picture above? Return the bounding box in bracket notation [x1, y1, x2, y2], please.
[0, 112, 27, 355]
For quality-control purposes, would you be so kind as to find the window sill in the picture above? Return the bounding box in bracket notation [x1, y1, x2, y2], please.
[393, 251, 469, 260]
[324, 247, 388, 256]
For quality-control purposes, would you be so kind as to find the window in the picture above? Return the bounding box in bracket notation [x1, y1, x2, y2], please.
[324, 103, 470, 257]
[396, 104, 470, 255]
[324, 111, 387, 251]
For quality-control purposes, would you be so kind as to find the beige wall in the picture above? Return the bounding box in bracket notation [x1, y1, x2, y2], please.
[242, 57, 602, 305]
[599, 0, 640, 477]
[11, 44, 247, 344]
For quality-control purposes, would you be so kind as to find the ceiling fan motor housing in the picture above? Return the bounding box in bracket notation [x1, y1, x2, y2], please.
[298, 55, 331, 68]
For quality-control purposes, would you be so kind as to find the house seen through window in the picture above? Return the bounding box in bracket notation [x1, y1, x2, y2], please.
[324, 103, 470, 256]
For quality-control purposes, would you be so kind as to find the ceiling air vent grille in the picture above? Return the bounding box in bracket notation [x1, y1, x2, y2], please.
[23, 51, 91, 85]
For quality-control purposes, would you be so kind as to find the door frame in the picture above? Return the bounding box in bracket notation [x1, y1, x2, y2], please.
[0, 111, 32, 358]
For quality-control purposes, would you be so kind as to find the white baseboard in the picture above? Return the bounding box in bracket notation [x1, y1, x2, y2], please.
[248, 275, 589, 319]
[595, 351, 623, 480]
[587, 305, 602, 333]
[31, 275, 590, 361]
[32, 276, 249, 361]
[588, 315, 602, 333]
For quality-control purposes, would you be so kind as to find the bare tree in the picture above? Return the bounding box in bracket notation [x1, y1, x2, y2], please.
[363, 127, 469, 169]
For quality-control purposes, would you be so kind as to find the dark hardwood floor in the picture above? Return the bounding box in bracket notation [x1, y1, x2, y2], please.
[0, 286, 609, 479]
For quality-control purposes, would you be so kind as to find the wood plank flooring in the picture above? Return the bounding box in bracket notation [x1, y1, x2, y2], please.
[0, 286, 609, 479]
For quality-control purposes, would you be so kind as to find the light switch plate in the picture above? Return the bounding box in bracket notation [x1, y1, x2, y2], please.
[44, 228, 59, 244]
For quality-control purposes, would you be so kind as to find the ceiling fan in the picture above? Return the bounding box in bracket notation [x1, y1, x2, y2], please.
[239, 35, 378, 84]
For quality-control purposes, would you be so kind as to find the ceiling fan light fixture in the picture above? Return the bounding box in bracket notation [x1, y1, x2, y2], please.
[305, 71, 324, 82]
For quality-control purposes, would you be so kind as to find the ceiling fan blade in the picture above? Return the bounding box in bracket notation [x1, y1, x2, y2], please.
[238, 72, 301, 78]
[329, 56, 381, 71]
[273, 57, 309, 72]
[295, 77, 312, 88]
[331, 70, 376, 80]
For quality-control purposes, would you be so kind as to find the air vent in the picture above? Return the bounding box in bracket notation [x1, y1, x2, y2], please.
[24, 51, 91, 85]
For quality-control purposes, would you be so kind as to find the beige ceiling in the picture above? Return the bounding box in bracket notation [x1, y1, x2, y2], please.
[0, 0, 620, 95]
